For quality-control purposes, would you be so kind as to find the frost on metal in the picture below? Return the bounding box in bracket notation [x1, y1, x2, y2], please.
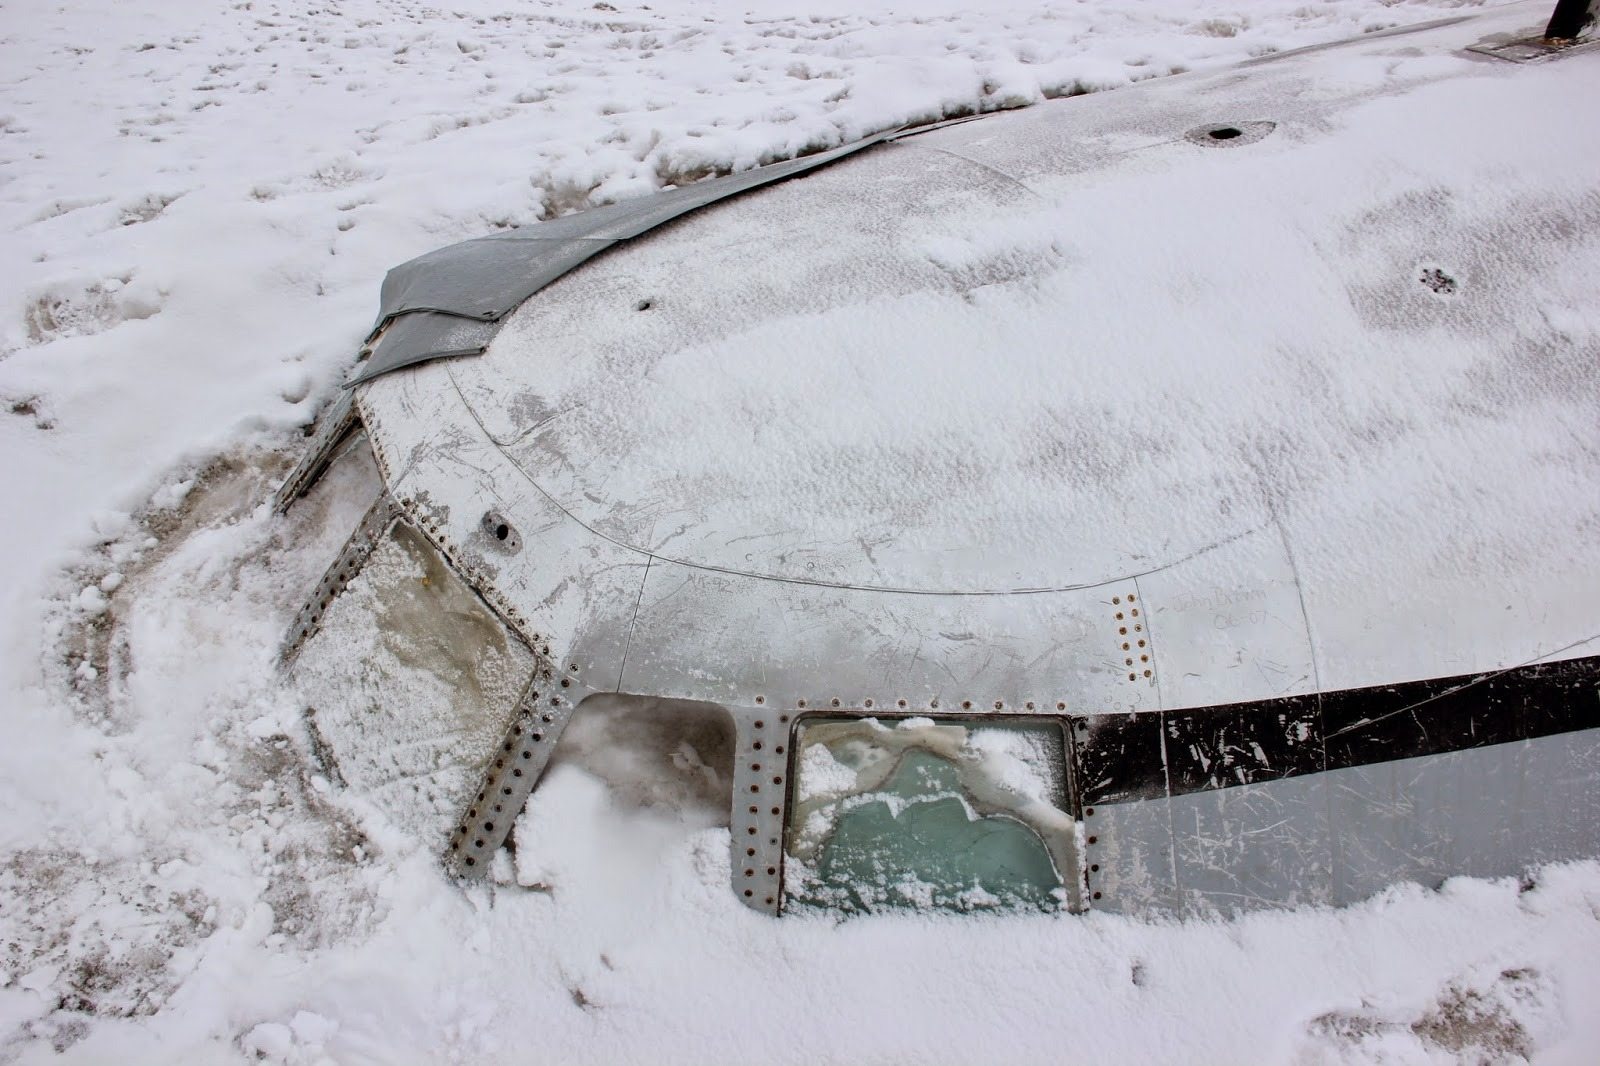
[291, 518, 538, 845]
[276, 6, 1600, 917]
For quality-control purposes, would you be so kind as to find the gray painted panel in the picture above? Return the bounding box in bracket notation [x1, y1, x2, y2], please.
[349, 129, 900, 387]
[374, 238, 614, 327]
[1329, 728, 1600, 903]
[1085, 798, 1182, 914]
[1169, 770, 1335, 915]
[1090, 727, 1600, 917]
[356, 310, 499, 382]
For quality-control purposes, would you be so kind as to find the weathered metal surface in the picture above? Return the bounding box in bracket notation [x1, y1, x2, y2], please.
[291, 519, 542, 846]
[1089, 725, 1600, 916]
[349, 312, 497, 385]
[353, 3, 1600, 717]
[448, 676, 578, 876]
[1082, 655, 1600, 914]
[347, 128, 903, 387]
[272, 3, 1600, 913]
[273, 389, 361, 514]
[281, 492, 401, 661]
[731, 712, 789, 915]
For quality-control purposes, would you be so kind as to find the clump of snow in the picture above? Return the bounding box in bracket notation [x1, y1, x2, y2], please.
[795, 739, 860, 802]
[965, 726, 1065, 806]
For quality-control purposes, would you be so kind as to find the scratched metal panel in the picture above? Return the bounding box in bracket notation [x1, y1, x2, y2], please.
[1087, 726, 1600, 917]
[1167, 770, 1336, 915]
[1083, 797, 1182, 914]
[371, 362, 651, 680]
[1328, 727, 1600, 904]
[615, 557, 1140, 712]
[1074, 712, 1168, 806]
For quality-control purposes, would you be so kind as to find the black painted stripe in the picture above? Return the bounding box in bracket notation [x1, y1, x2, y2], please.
[1073, 653, 1600, 807]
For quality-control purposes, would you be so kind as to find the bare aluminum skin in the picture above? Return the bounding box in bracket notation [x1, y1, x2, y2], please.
[282, 1, 1600, 916]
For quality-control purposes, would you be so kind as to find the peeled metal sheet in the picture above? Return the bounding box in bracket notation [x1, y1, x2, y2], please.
[348, 128, 901, 387]
[349, 312, 499, 386]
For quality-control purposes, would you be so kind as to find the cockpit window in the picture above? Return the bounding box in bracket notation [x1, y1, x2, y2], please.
[784, 717, 1079, 914]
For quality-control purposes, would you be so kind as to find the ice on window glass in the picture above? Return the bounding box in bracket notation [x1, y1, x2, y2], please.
[784, 717, 1078, 914]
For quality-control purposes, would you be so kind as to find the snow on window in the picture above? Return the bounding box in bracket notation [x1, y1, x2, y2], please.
[784, 717, 1076, 914]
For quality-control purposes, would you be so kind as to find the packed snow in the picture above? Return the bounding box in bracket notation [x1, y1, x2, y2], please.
[3, 0, 1600, 1062]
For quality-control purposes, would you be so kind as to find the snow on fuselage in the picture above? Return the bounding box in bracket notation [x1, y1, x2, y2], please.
[295, 2, 1600, 914]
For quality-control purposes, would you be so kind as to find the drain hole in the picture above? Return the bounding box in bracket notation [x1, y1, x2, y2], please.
[495, 523, 509, 541]
[1209, 126, 1242, 140]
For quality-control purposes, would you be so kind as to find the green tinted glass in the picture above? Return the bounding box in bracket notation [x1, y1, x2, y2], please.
[784, 717, 1078, 914]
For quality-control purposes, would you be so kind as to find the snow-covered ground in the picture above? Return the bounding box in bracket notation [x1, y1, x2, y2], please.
[3, 0, 1599, 1061]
